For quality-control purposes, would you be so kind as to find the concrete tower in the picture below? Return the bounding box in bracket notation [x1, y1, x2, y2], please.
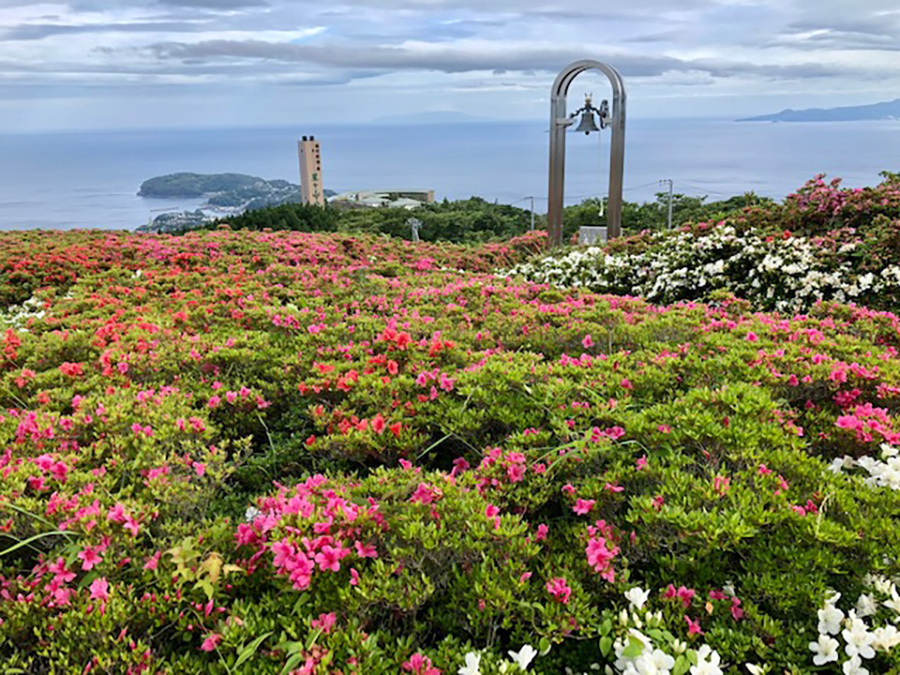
[297, 135, 324, 206]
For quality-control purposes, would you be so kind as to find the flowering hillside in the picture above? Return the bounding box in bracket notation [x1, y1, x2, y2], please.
[1, 228, 899, 674]
[506, 174, 900, 313]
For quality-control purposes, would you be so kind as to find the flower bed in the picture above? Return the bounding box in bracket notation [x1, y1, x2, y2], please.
[504, 174, 900, 314]
[1, 229, 899, 674]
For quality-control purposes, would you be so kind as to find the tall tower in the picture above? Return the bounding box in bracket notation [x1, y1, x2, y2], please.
[297, 135, 324, 206]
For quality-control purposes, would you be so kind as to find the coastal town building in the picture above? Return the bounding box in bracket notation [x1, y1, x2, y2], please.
[329, 189, 435, 209]
[297, 136, 324, 206]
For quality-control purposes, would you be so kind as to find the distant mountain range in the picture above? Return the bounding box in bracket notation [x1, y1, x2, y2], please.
[739, 98, 900, 122]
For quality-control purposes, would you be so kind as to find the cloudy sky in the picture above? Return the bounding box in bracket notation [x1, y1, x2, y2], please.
[1, 0, 899, 131]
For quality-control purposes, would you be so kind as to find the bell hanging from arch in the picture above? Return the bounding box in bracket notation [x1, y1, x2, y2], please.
[574, 108, 600, 135]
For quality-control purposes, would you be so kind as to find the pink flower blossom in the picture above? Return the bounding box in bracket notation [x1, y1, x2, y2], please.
[200, 633, 222, 652]
[573, 498, 595, 515]
[314, 544, 345, 572]
[89, 577, 109, 602]
[403, 653, 441, 675]
[354, 541, 377, 558]
[685, 615, 703, 635]
[311, 612, 336, 634]
[546, 577, 572, 604]
[143, 551, 161, 570]
[78, 546, 102, 571]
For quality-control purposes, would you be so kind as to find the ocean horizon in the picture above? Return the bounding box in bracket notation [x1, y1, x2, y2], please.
[1, 118, 899, 231]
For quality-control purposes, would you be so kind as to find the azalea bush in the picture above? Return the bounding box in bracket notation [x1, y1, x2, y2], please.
[505, 174, 900, 313]
[1, 227, 899, 674]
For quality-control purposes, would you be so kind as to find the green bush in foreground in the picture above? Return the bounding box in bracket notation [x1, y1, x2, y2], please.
[0, 229, 898, 673]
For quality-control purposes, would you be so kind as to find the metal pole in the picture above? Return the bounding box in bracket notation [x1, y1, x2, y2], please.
[660, 179, 673, 229]
[528, 196, 535, 231]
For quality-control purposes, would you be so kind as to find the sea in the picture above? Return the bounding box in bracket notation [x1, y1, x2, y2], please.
[1, 118, 899, 231]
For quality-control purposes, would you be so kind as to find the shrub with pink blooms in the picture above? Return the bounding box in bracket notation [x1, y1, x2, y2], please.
[1, 226, 899, 674]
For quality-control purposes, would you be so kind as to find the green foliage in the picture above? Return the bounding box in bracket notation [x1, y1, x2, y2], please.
[0, 227, 898, 673]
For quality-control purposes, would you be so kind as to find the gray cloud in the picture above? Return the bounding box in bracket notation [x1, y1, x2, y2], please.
[2, 0, 900, 130]
[147, 38, 856, 81]
[1, 22, 206, 41]
[153, 0, 269, 7]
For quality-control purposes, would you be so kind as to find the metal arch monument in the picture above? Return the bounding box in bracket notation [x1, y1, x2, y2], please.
[547, 60, 626, 247]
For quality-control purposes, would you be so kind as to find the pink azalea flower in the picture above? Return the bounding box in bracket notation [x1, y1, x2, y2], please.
[314, 544, 345, 572]
[49, 557, 76, 583]
[507, 464, 526, 482]
[78, 546, 102, 571]
[143, 551, 161, 571]
[685, 615, 703, 635]
[311, 612, 336, 634]
[546, 577, 572, 604]
[403, 653, 441, 675]
[200, 633, 222, 652]
[582, 334, 594, 348]
[636, 455, 649, 470]
[89, 577, 109, 602]
[354, 541, 377, 558]
[573, 498, 595, 515]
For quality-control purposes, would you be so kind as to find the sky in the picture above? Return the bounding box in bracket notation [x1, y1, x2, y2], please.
[1, 0, 899, 131]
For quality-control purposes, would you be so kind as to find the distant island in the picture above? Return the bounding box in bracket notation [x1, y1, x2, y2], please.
[137, 172, 335, 233]
[739, 98, 900, 122]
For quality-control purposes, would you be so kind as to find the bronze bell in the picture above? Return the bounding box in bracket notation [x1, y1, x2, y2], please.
[574, 109, 601, 134]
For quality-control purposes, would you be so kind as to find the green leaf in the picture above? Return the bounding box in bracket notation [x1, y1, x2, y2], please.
[234, 631, 273, 670]
[0, 530, 78, 557]
[621, 636, 644, 659]
[599, 618, 613, 636]
[280, 652, 305, 675]
[539, 637, 551, 656]
[673, 655, 690, 675]
[599, 636, 613, 657]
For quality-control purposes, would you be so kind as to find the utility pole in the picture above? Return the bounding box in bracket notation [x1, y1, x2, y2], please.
[660, 179, 673, 229]
[526, 196, 535, 231]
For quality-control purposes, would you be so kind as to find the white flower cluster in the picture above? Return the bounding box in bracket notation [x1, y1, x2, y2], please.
[611, 628, 723, 675]
[606, 588, 725, 675]
[810, 581, 900, 674]
[828, 444, 900, 491]
[0, 295, 46, 331]
[458, 644, 538, 674]
[499, 227, 900, 313]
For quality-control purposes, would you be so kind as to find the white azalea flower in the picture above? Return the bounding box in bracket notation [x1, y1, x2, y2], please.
[883, 586, 900, 615]
[818, 603, 845, 635]
[508, 644, 537, 670]
[690, 645, 723, 675]
[458, 652, 481, 675]
[745, 665, 765, 675]
[842, 615, 875, 660]
[855, 594, 878, 618]
[871, 624, 900, 651]
[809, 634, 839, 665]
[646, 649, 675, 671]
[842, 655, 868, 675]
[625, 587, 651, 611]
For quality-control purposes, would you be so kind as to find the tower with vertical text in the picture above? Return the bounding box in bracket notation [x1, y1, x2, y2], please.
[297, 135, 324, 206]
